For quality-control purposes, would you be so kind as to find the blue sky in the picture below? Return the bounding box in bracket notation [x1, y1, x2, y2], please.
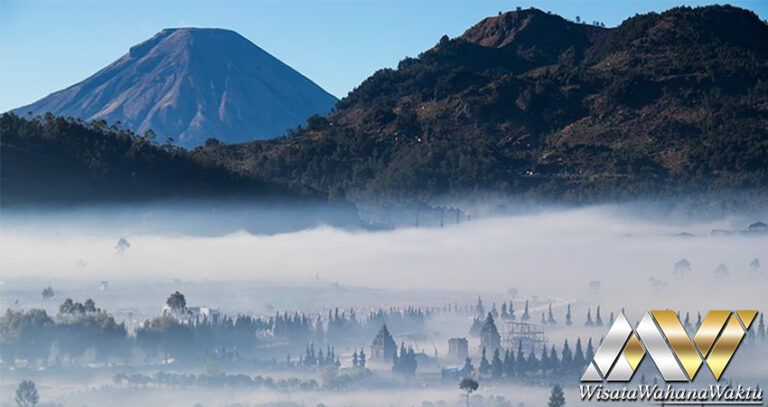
[1, 0, 766, 112]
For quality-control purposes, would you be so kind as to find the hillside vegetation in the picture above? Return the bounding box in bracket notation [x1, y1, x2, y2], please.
[194, 6, 768, 202]
[0, 113, 307, 205]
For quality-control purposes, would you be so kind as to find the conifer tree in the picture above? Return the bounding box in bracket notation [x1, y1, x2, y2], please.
[476, 297, 485, 316]
[586, 338, 595, 363]
[565, 304, 572, 326]
[393, 343, 417, 375]
[540, 346, 550, 373]
[573, 338, 585, 369]
[491, 348, 504, 378]
[522, 300, 530, 321]
[585, 309, 594, 326]
[548, 303, 556, 324]
[460, 356, 474, 378]
[480, 313, 501, 352]
[470, 317, 483, 336]
[550, 345, 559, 371]
[548, 384, 566, 407]
[561, 339, 573, 368]
[595, 307, 603, 326]
[527, 346, 539, 372]
[503, 349, 514, 377]
[516, 340, 526, 374]
[479, 346, 491, 375]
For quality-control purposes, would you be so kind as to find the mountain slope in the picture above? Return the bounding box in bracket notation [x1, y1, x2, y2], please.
[11, 28, 338, 148]
[193, 5, 768, 202]
[0, 113, 314, 205]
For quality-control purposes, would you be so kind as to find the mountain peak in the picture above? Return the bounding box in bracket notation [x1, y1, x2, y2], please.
[461, 8, 603, 49]
[13, 28, 337, 148]
[212, 5, 768, 201]
[611, 5, 768, 55]
[127, 27, 257, 60]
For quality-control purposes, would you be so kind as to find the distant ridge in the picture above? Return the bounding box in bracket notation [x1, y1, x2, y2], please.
[12, 28, 338, 148]
[192, 5, 768, 202]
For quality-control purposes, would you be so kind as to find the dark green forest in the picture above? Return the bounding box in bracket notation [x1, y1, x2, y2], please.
[0, 113, 310, 205]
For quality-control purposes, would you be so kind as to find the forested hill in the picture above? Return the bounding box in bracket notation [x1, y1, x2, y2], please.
[193, 5, 768, 202]
[0, 113, 315, 206]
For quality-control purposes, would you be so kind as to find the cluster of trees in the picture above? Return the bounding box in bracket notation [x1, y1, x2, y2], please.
[0, 113, 295, 205]
[325, 308, 361, 344]
[471, 297, 757, 334]
[295, 344, 341, 368]
[133, 301, 439, 366]
[273, 311, 319, 344]
[269, 305, 434, 348]
[471, 298, 768, 339]
[112, 371, 320, 392]
[460, 310, 767, 384]
[110, 368, 384, 393]
[264, 306, 434, 347]
[474, 299, 535, 323]
[574, 15, 606, 27]
[470, 301, 588, 336]
[674, 257, 763, 280]
[5, 292, 765, 372]
[1, 300, 129, 365]
[59, 298, 99, 316]
[367, 306, 430, 334]
[392, 343, 418, 375]
[0, 292, 443, 367]
[584, 307, 605, 327]
[133, 311, 283, 364]
[448, 338, 596, 382]
[351, 348, 367, 368]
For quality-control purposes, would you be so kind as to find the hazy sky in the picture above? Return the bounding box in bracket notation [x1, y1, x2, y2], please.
[1, 0, 767, 112]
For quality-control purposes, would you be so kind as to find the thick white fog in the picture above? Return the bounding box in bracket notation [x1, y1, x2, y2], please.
[1, 205, 766, 310]
[0, 203, 766, 407]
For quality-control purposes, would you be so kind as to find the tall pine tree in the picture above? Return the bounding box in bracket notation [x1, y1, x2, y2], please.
[491, 348, 504, 378]
[548, 384, 566, 407]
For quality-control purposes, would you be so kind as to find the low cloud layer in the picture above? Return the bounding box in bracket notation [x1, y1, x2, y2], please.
[2, 205, 765, 313]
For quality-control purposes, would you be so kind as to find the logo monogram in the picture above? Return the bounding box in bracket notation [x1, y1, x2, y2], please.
[582, 310, 757, 382]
